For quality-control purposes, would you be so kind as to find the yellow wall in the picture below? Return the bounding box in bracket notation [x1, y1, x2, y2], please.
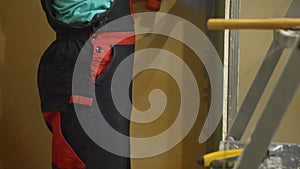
[0, 0, 222, 169]
[239, 0, 300, 143]
[131, 1, 223, 169]
[0, 0, 53, 169]
[1, 12, 5, 169]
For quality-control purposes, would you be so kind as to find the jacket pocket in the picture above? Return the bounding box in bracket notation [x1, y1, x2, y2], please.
[95, 44, 134, 86]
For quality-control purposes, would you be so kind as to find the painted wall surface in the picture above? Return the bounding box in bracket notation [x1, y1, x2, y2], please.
[0, 0, 53, 169]
[131, 1, 224, 169]
[239, 0, 300, 143]
[0, 0, 222, 169]
[0, 17, 4, 169]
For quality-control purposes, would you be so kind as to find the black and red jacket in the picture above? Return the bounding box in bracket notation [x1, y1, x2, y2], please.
[37, 0, 135, 169]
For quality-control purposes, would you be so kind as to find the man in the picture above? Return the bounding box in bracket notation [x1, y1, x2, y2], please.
[37, 0, 135, 169]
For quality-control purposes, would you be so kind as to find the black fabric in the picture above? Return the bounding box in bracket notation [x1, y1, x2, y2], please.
[38, 0, 134, 111]
[37, 0, 134, 169]
[95, 44, 134, 135]
[51, 163, 58, 169]
[59, 104, 131, 169]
